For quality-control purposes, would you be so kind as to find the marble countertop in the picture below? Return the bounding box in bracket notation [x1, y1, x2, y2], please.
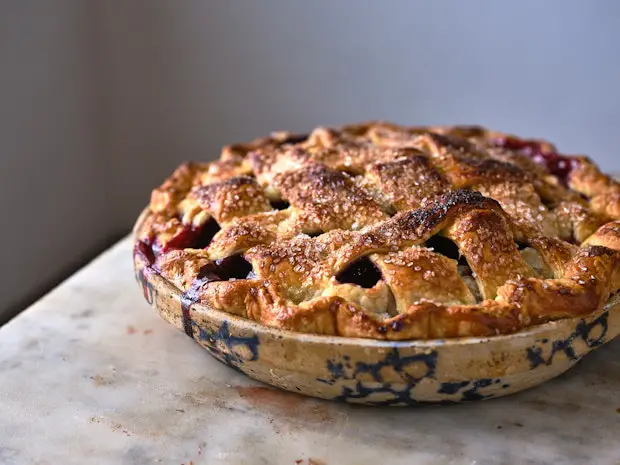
[0, 237, 619, 465]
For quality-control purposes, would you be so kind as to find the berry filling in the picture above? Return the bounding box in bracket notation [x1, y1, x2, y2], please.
[281, 133, 309, 145]
[164, 218, 221, 252]
[426, 235, 460, 260]
[162, 226, 198, 251]
[183, 255, 254, 293]
[336, 256, 382, 288]
[145, 218, 222, 257]
[200, 255, 254, 282]
[179, 254, 254, 337]
[138, 218, 222, 266]
[270, 199, 290, 210]
[134, 240, 156, 266]
[493, 136, 578, 185]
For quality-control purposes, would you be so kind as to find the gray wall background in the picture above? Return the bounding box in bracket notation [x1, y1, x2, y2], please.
[1, 0, 619, 320]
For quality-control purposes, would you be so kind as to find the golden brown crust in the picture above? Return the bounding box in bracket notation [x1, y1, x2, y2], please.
[361, 152, 449, 212]
[444, 208, 534, 299]
[180, 176, 272, 226]
[154, 249, 211, 290]
[134, 121, 620, 340]
[273, 164, 389, 233]
[582, 221, 620, 251]
[149, 162, 206, 215]
[374, 246, 476, 311]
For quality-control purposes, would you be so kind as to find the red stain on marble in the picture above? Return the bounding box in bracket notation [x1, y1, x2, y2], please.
[234, 385, 338, 438]
[126, 325, 137, 335]
[90, 375, 107, 386]
[235, 386, 305, 413]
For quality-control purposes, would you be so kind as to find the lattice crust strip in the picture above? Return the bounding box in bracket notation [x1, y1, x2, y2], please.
[135, 122, 620, 340]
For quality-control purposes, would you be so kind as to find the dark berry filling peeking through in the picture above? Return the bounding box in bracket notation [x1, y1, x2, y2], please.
[281, 133, 309, 145]
[160, 226, 197, 251]
[198, 254, 254, 283]
[195, 218, 222, 248]
[426, 235, 460, 261]
[270, 199, 291, 210]
[493, 136, 578, 185]
[336, 256, 382, 288]
[163, 218, 221, 252]
[180, 254, 254, 337]
[134, 240, 156, 266]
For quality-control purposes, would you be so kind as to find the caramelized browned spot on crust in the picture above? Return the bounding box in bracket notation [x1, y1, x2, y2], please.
[135, 121, 620, 340]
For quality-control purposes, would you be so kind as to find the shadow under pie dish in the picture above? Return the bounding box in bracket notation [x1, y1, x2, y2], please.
[132, 122, 620, 405]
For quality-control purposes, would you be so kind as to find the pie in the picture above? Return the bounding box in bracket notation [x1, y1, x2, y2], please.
[133, 122, 620, 340]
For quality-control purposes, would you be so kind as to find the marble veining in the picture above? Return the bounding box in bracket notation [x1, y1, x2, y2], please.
[0, 238, 619, 465]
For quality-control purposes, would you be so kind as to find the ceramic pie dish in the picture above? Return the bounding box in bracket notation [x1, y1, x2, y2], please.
[132, 122, 620, 405]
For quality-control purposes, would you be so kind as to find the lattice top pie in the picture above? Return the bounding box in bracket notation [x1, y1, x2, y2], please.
[133, 122, 620, 340]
